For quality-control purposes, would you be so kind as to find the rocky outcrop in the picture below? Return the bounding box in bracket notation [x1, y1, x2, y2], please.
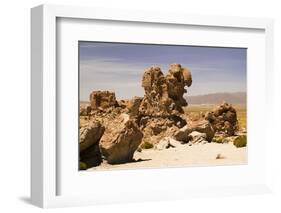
[89, 91, 118, 110]
[79, 121, 105, 168]
[205, 102, 238, 136]
[99, 114, 143, 164]
[79, 64, 194, 167]
[137, 64, 192, 145]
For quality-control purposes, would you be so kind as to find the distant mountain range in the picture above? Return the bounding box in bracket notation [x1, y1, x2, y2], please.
[186, 92, 246, 105]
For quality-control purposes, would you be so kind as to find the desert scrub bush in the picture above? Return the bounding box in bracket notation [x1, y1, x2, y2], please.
[140, 141, 154, 149]
[79, 161, 87, 170]
[213, 135, 225, 143]
[233, 135, 247, 148]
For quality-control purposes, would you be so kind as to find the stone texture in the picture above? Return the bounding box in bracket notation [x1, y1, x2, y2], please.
[127, 96, 143, 116]
[188, 119, 215, 142]
[173, 125, 192, 143]
[80, 105, 91, 116]
[99, 114, 143, 164]
[165, 64, 192, 109]
[188, 131, 208, 144]
[205, 102, 238, 136]
[89, 91, 118, 110]
[139, 64, 192, 117]
[79, 121, 105, 152]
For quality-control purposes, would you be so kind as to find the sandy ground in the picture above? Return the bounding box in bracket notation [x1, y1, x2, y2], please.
[88, 142, 247, 171]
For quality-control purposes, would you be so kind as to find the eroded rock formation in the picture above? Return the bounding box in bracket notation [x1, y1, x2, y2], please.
[139, 64, 192, 117]
[79, 64, 242, 168]
[80, 64, 193, 167]
[137, 64, 192, 144]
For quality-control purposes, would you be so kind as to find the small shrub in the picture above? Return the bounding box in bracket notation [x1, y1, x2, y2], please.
[140, 141, 154, 149]
[213, 136, 224, 143]
[233, 135, 247, 148]
[79, 161, 87, 170]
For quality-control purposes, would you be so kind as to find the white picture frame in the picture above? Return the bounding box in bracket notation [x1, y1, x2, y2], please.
[31, 4, 274, 208]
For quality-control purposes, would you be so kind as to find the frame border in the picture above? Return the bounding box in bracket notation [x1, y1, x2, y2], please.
[31, 4, 274, 208]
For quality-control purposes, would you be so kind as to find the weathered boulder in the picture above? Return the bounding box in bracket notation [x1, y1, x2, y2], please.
[189, 119, 215, 142]
[89, 91, 118, 110]
[188, 131, 208, 144]
[79, 121, 105, 168]
[174, 119, 215, 143]
[205, 102, 238, 136]
[99, 114, 143, 164]
[79, 121, 105, 152]
[173, 125, 191, 143]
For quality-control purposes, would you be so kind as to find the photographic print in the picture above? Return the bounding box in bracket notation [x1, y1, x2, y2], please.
[79, 42, 247, 171]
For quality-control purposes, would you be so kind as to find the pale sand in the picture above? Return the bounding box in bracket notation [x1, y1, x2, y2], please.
[88, 143, 247, 171]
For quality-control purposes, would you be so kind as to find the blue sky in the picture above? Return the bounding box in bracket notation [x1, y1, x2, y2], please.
[79, 42, 246, 101]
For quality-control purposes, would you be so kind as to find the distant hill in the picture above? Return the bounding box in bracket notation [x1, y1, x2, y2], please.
[186, 92, 246, 105]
